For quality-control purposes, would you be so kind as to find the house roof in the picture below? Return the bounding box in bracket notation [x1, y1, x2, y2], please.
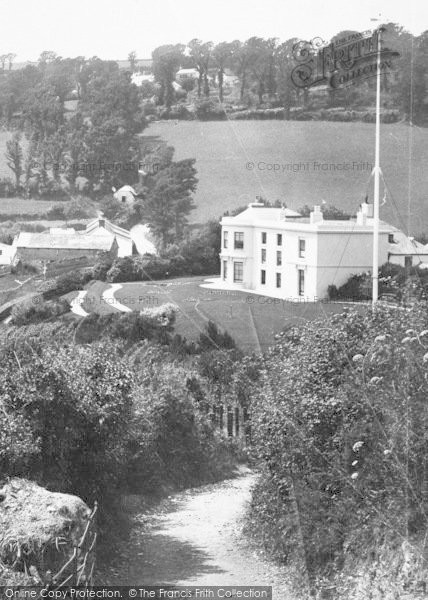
[116, 185, 137, 195]
[86, 218, 132, 241]
[229, 206, 302, 224]
[15, 231, 116, 251]
[388, 238, 428, 256]
[222, 205, 397, 233]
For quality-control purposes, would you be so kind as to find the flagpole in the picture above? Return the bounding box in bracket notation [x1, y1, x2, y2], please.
[372, 26, 382, 305]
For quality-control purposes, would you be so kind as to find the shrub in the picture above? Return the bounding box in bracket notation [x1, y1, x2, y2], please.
[0, 342, 134, 523]
[11, 298, 70, 326]
[194, 99, 227, 121]
[247, 304, 428, 587]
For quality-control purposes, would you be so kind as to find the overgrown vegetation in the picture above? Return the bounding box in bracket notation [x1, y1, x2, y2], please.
[246, 303, 428, 596]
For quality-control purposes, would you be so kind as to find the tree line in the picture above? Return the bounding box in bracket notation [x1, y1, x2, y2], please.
[147, 24, 428, 122]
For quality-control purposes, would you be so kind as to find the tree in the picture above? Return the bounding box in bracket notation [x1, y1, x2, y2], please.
[246, 37, 271, 104]
[128, 50, 137, 72]
[152, 44, 184, 108]
[231, 40, 252, 101]
[188, 39, 213, 98]
[139, 158, 198, 246]
[5, 132, 23, 190]
[276, 39, 298, 118]
[6, 53, 16, 71]
[212, 42, 234, 102]
[0, 54, 8, 73]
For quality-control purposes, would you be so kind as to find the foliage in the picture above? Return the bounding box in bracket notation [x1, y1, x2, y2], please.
[247, 303, 428, 588]
[11, 298, 70, 326]
[0, 341, 134, 521]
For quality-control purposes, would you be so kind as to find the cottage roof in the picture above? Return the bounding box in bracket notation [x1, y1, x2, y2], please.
[15, 231, 115, 251]
[85, 218, 132, 241]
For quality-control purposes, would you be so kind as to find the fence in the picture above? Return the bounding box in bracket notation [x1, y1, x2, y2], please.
[36, 501, 98, 592]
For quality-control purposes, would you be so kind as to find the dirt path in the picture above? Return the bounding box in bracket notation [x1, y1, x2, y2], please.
[104, 468, 297, 599]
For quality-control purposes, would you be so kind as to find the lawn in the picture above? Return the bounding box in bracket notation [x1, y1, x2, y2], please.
[143, 120, 428, 235]
[79, 277, 358, 353]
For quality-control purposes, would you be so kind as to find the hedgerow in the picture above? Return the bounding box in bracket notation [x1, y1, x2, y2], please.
[247, 303, 428, 594]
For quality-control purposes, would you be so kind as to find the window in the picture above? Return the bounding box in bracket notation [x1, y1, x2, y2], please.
[0, 250, 2, 255]
[223, 260, 227, 280]
[234, 262, 243, 282]
[298, 269, 305, 296]
[405, 256, 413, 268]
[261, 270, 266, 285]
[276, 273, 281, 288]
[261, 232, 267, 244]
[277, 233, 282, 246]
[276, 251, 282, 266]
[121, 196, 127, 203]
[299, 238, 306, 258]
[234, 232, 244, 249]
[223, 231, 228, 249]
[261, 248, 266, 263]
[388, 233, 395, 244]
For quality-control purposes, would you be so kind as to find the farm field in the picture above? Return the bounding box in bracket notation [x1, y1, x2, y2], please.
[143, 120, 428, 235]
[75, 277, 357, 353]
[0, 197, 58, 216]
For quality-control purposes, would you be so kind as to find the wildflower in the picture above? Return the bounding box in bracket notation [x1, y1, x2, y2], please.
[352, 441, 364, 452]
[352, 354, 364, 363]
[351, 472, 359, 480]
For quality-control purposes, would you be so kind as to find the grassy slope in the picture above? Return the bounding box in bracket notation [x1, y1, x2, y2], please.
[142, 120, 428, 234]
[81, 278, 351, 353]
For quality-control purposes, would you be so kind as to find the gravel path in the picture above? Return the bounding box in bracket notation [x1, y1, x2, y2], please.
[103, 468, 297, 599]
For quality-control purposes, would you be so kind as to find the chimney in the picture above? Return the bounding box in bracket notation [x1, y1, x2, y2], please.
[357, 202, 373, 225]
[310, 205, 323, 224]
[98, 218, 105, 228]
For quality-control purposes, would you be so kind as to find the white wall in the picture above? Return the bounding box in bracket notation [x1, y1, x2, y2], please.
[315, 231, 391, 298]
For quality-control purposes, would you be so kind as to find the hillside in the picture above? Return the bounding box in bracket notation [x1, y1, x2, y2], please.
[142, 120, 428, 234]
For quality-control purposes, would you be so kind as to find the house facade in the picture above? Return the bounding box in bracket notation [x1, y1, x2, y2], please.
[219, 202, 424, 301]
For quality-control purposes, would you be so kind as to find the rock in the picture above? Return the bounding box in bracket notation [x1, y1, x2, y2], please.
[0, 478, 92, 586]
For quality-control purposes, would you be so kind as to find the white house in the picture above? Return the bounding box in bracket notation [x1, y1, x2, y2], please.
[0, 242, 17, 266]
[219, 202, 427, 301]
[176, 68, 199, 82]
[113, 185, 137, 205]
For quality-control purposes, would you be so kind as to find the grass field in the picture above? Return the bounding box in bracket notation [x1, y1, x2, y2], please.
[77, 277, 357, 353]
[143, 120, 428, 235]
[0, 197, 58, 215]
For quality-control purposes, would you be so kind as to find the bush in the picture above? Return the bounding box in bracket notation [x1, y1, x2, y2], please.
[11, 298, 70, 326]
[0, 342, 134, 525]
[194, 99, 227, 121]
[247, 304, 428, 588]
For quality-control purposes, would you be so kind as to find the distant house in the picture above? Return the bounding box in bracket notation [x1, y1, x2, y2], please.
[113, 185, 137, 205]
[0, 242, 17, 266]
[176, 68, 199, 82]
[131, 73, 155, 86]
[85, 218, 136, 257]
[387, 235, 428, 268]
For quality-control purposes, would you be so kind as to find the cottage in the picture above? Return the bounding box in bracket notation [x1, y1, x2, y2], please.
[85, 218, 135, 257]
[14, 230, 118, 264]
[219, 202, 426, 301]
[113, 185, 137, 205]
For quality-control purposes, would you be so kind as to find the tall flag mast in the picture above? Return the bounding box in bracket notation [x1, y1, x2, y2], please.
[372, 25, 382, 305]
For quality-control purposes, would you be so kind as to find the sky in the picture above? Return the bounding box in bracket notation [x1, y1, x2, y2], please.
[2, 0, 427, 62]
